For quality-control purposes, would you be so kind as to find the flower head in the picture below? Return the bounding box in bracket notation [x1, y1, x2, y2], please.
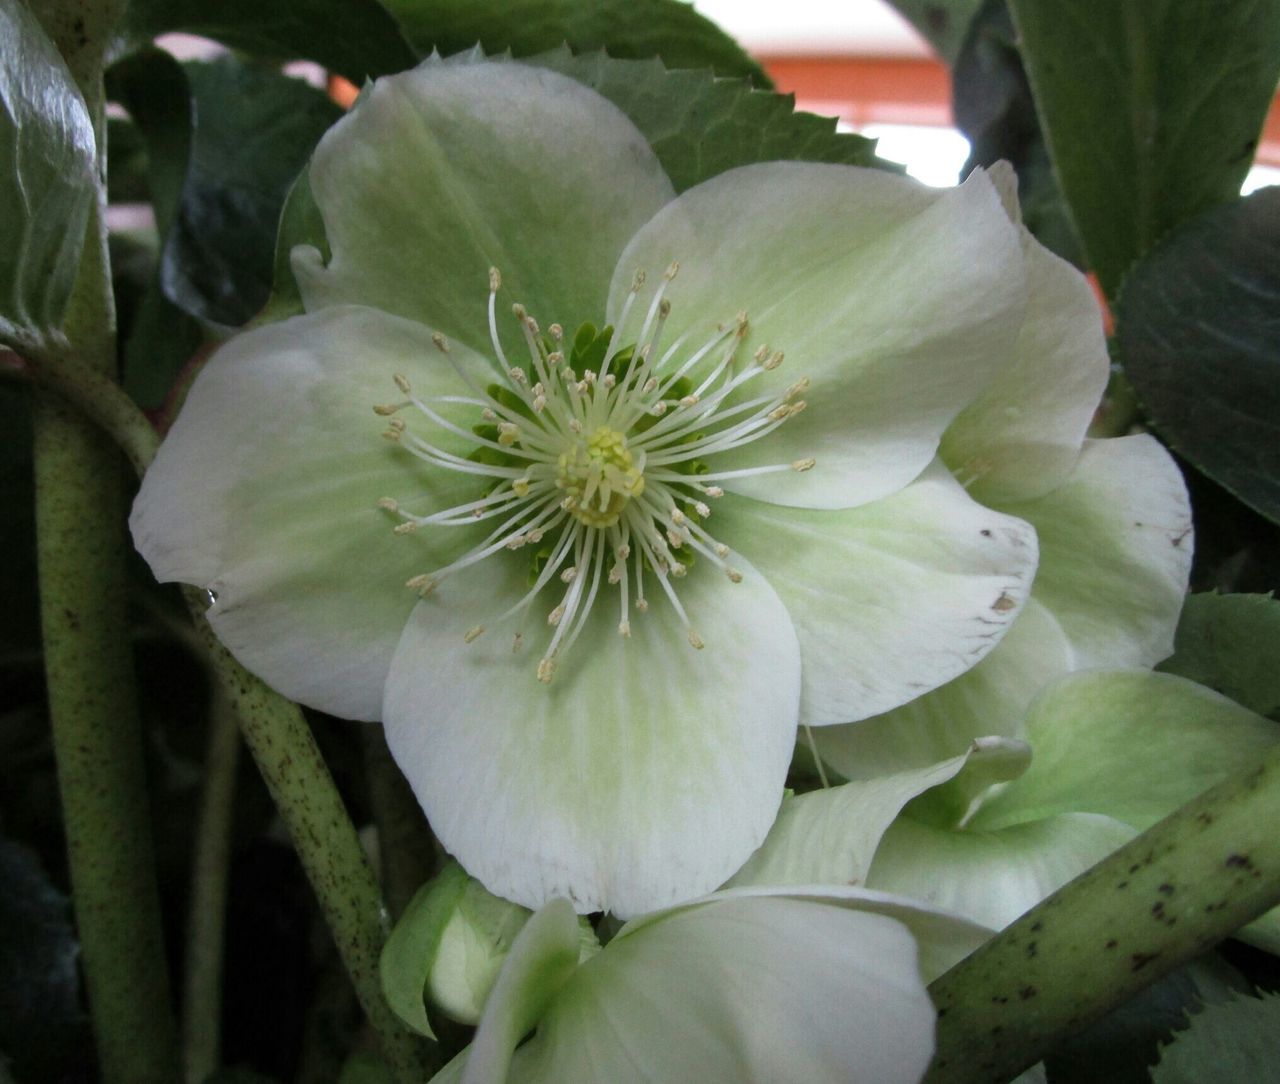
[131, 56, 1045, 916]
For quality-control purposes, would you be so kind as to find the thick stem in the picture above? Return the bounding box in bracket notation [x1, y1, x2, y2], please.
[925, 743, 1280, 1084]
[30, 14, 181, 1071]
[182, 685, 241, 1084]
[182, 589, 436, 1082]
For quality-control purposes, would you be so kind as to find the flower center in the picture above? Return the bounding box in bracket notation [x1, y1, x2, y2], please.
[373, 264, 815, 683]
[556, 426, 645, 528]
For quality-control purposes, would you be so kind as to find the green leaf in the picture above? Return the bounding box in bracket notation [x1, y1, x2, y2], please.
[950, 0, 1082, 266]
[528, 48, 885, 194]
[1115, 189, 1280, 524]
[1159, 593, 1280, 720]
[110, 0, 416, 83]
[379, 862, 469, 1039]
[381, 0, 768, 83]
[1009, 0, 1280, 298]
[883, 0, 985, 65]
[0, 0, 97, 350]
[163, 57, 343, 327]
[1152, 991, 1280, 1084]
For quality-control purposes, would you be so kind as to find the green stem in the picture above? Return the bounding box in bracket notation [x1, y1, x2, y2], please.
[181, 589, 435, 1082]
[925, 743, 1280, 1084]
[20, 340, 433, 1078]
[182, 684, 241, 1084]
[29, 11, 181, 1071]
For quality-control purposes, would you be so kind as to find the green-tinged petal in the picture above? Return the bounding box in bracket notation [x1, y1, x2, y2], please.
[382, 552, 800, 918]
[729, 737, 1028, 890]
[294, 59, 674, 357]
[508, 895, 936, 1084]
[130, 305, 487, 720]
[727, 757, 972, 891]
[866, 812, 1138, 932]
[462, 898, 580, 1084]
[815, 599, 1072, 779]
[608, 163, 1026, 509]
[941, 181, 1110, 503]
[715, 461, 1038, 725]
[972, 671, 1280, 834]
[1004, 435, 1192, 669]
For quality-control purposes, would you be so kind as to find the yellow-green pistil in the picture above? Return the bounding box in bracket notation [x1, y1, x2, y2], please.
[374, 265, 814, 683]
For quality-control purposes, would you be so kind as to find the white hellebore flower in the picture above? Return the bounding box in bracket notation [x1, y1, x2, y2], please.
[130, 56, 1046, 916]
[428, 887, 989, 1084]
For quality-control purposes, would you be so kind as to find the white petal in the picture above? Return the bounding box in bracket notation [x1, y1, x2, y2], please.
[715, 460, 1039, 725]
[867, 812, 1138, 932]
[508, 895, 936, 1084]
[462, 898, 580, 1084]
[296, 59, 675, 357]
[814, 599, 1073, 780]
[130, 306, 485, 719]
[941, 208, 1110, 504]
[382, 552, 800, 917]
[1004, 435, 1192, 669]
[608, 163, 1027, 509]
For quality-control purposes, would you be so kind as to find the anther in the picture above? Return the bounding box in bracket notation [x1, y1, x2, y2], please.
[489, 267, 501, 292]
[630, 269, 646, 292]
[726, 568, 743, 583]
[513, 478, 531, 497]
[497, 422, 520, 446]
[693, 502, 711, 518]
[664, 261, 680, 280]
[670, 509, 687, 526]
[618, 620, 631, 638]
[393, 521, 417, 535]
[464, 625, 486, 643]
[687, 630, 705, 649]
[509, 368, 528, 385]
[670, 562, 687, 578]
[377, 497, 399, 512]
[548, 605, 565, 626]
[512, 303, 527, 320]
[512, 632, 524, 652]
[714, 543, 730, 558]
[405, 573, 432, 589]
[482, 407, 498, 421]
[373, 403, 401, 416]
[705, 486, 724, 498]
[549, 324, 563, 341]
[792, 457, 817, 472]
[637, 598, 650, 613]
[763, 350, 784, 370]
[560, 566, 578, 583]
[679, 395, 699, 408]
[388, 418, 405, 432]
[616, 544, 631, 559]
[382, 428, 402, 442]
[537, 657, 556, 683]
[394, 374, 411, 393]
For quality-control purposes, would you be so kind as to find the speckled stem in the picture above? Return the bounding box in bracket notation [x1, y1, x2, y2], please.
[181, 590, 437, 1082]
[31, 15, 181, 1074]
[925, 743, 1280, 1084]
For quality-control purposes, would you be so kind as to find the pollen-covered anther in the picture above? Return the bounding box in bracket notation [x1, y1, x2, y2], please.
[393, 521, 417, 535]
[670, 562, 687, 578]
[431, 332, 450, 354]
[548, 323, 563, 341]
[464, 625, 486, 644]
[497, 422, 520, 446]
[670, 509, 687, 527]
[405, 573, 432, 590]
[679, 394, 699, 408]
[792, 457, 817, 472]
[560, 566, 577, 583]
[373, 403, 402, 416]
[536, 657, 557, 684]
[509, 367, 528, 386]
[393, 373, 411, 394]
[692, 501, 711, 518]
[382, 428, 401, 442]
[763, 350, 784, 370]
[714, 543, 730, 558]
[548, 605, 565, 626]
[377, 497, 399, 512]
[726, 568, 743, 583]
[608, 565, 623, 584]
[687, 630, 705, 649]
[512, 478, 531, 497]
[618, 620, 631, 638]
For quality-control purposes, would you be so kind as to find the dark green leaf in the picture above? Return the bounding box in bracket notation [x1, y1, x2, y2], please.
[1152, 991, 1280, 1084]
[0, 387, 38, 656]
[0, 840, 93, 1082]
[164, 57, 343, 327]
[0, 0, 97, 350]
[883, 0, 985, 64]
[1158, 593, 1280, 721]
[381, 0, 768, 83]
[106, 48, 192, 238]
[1009, 0, 1280, 298]
[110, 0, 416, 83]
[529, 48, 885, 193]
[1115, 188, 1280, 524]
[105, 116, 150, 204]
[951, 0, 1082, 266]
